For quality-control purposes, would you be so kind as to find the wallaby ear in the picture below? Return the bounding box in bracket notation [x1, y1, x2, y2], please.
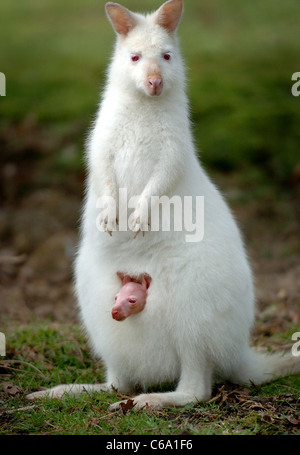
[105, 2, 137, 36]
[154, 0, 183, 34]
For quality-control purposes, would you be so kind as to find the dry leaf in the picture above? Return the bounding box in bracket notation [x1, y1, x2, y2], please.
[2, 382, 22, 395]
[286, 415, 299, 426]
[120, 399, 135, 414]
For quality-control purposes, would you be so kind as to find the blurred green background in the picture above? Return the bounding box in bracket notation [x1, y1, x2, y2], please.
[0, 0, 299, 194]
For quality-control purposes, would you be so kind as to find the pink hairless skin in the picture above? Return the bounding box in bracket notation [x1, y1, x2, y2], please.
[112, 273, 152, 321]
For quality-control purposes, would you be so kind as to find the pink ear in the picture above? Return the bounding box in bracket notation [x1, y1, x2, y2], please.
[117, 271, 132, 285]
[105, 2, 137, 36]
[141, 274, 152, 290]
[154, 0, 183, 34]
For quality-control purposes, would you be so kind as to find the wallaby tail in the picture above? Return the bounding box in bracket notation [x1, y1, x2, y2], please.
[233, 348, 300, 386]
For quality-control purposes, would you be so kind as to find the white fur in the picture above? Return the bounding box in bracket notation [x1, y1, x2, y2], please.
[27, 0, 299, 409]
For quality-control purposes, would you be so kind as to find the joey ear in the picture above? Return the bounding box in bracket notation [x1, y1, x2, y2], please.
[117, 271, 132, 285]
[141, 274, 152, 290]
[154, 0, 183, 34]
[105, 2, 137, 36]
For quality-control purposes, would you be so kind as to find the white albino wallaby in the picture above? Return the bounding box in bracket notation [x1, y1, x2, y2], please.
[27, 0, 300, 409]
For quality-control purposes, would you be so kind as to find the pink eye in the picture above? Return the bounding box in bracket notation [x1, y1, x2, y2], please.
[128, 297, 137, 303]
[131, 55, 140, 62]
[163, 53, 171, 61]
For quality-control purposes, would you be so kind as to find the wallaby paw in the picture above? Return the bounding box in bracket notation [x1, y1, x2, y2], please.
[129, 212, 150, 237]
[106, 218, 118, 235]
[98, 214, 118, 235]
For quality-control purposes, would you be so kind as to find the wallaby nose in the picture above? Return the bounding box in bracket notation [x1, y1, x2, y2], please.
[148, 77, 162, 88]
[147, 74, 163, 95]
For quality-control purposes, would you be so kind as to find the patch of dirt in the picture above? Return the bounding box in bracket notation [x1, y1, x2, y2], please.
[0, 118, 82, 325]
[228, 178, 300, 345]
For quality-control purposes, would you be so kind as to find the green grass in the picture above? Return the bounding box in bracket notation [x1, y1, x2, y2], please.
[0, 324, 299, 435]
[0, 0, 300, 182]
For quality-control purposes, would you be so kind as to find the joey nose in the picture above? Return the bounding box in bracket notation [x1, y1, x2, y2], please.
[112, 309, 118, 319]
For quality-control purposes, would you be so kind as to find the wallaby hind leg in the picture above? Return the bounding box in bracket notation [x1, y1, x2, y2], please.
[110, 353, 212, 410]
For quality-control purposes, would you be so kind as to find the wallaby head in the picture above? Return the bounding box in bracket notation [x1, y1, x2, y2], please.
[105, 0, 184, 98]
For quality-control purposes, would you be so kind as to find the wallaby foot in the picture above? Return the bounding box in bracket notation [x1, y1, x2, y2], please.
[109, 390, 208, 411]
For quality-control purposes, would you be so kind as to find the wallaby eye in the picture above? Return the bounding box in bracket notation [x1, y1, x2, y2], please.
[163, 53, 171, 61]
[131, 55, 140, 62]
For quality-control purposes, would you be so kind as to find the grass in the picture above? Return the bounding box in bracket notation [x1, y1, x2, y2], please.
[0, 324, 299, 435]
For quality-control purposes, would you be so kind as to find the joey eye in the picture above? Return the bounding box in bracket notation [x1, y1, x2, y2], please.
[131, 55, 140, 62]
[163, 53, 171, 61]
